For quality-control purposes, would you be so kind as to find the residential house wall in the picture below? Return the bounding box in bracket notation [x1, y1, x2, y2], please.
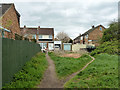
[1, 4, 21, 39]
[74, 25, 106, 46]
[88, 25, 105, 45]
[20, 26, 54, 50]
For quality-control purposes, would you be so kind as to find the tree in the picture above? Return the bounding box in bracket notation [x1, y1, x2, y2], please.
[101, 22, 118, 43]
[56, 32, 70, 43]
[68, 39, 73, 43]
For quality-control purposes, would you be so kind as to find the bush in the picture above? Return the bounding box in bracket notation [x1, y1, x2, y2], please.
[90, 40, 118, 56]
[101, 22, 118, 43]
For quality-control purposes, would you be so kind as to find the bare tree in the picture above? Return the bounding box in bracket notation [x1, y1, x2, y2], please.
[56, 32, 70, 43]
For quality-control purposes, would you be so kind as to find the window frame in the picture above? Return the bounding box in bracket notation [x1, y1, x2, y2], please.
[38, 35, 42, 39]
[86, 34, 88, 39]
[49, 35, 52, 39]
[100, 27, 102, 31]
[80, 36, 83, 40]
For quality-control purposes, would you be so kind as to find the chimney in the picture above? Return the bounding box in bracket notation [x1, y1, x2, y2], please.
[37, 26, 40, 35]
[92, 25, 94, 28]
[38, 26, 40, 30]
[24, 25, 26, 28]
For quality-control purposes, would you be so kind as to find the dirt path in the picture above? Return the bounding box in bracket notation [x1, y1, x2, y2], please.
[37, 53, 63, 88]
[37, 54, 95, 88]
[64, 55, 95, 82]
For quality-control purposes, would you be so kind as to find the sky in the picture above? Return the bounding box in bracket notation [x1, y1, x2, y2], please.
[0, 0, 119, 39]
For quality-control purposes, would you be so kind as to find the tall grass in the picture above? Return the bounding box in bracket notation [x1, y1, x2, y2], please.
[64, 53, 118, 88]
[3, 52, 48, 88]
[48, 52, 92, 79]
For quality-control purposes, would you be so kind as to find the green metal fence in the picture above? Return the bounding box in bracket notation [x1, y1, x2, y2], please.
[2, 38, 41, 86]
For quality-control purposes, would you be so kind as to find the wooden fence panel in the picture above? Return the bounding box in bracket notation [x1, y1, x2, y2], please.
[2, 38, 41, 86]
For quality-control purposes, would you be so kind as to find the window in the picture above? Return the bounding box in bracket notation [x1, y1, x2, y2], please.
[88, 40, 92, 42]
[86, 34, 88, 38]
[39, 35, 42, 39]
[39, 43, 47, 49]
[49, 35, 52, 39]
[81, 36, 83, 40]
[32, 35, 36, 39]
[100, 27, 102, 31]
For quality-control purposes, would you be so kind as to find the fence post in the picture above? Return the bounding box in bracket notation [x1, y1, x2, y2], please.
[0, 3, 2, 89]
[0, 38, 2, 89]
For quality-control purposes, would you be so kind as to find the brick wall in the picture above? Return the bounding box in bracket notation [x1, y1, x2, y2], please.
[2, 4, 21, 39]
[88, 26, 105, 40]
[78, 25, 105, 46]
[88, 25, 105, 46]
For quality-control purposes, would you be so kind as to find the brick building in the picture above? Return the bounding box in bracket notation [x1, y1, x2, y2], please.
[74, 25, 106, 46]
[0, 3, 21, 39]
[20, 25, 54, 50]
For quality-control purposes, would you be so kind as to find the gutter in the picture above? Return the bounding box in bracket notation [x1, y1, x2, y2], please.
[0, 26, 11, 32]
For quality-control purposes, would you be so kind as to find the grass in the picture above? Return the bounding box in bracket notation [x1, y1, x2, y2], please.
[3, 52, 48, 88]
[64, 53, 118, 88]
[48, 52, 92, 79]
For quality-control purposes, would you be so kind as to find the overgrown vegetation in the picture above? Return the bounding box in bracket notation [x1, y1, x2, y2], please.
[3, 52, 48, 88]
[48, 52, 92, 79]
[64, 54, 118, 88]
[101, 22, 118, 43]
[91, 22, 119, 56]
[90, 40, 118, 56]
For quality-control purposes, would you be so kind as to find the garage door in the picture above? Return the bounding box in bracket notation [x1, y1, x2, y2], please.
[48, 43, 54, 50]
[64, 44, 71, 51]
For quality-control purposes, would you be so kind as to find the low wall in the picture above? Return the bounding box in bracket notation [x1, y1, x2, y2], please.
[72, 43, 95, 52]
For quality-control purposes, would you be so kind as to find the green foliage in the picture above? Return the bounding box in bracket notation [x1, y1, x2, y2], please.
[90, 40, 118, 56]
[3, 52, 48, 88]
[64, 54, 118, 88]
[101, 22, 118, 43]
[15, 33, 23, 40]
[48, 52, 92, 79]
[90, 22, 119, 56]
[31, 39, 37, 43]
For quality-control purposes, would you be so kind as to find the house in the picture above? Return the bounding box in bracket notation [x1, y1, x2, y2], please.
[0, 3, 21, 39]
[20, 25, 54, 50]
[74, 25, 106, 46]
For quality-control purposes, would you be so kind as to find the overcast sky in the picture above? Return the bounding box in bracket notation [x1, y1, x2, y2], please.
[0, 0, 119, 39]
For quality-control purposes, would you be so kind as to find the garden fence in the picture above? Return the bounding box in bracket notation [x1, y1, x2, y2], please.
[2, 38, 41, 86]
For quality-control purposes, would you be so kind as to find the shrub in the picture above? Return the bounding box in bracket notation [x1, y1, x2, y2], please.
[101, 22, 118, 43]
[90, 40, 118, 56]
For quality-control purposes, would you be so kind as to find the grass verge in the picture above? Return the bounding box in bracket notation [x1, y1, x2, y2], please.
[64, 53, 118, 88]
[48, 52, 92, 79]
[3, 52, 48, 88]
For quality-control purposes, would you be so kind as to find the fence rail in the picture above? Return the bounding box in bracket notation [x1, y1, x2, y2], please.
[2, 38, 41, 86]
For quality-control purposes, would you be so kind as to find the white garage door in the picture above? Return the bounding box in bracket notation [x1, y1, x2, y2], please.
[48, 43, 54, 50]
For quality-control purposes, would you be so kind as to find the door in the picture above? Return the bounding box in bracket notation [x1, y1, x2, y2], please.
[48, 43, 54, 50]
[39, 43, 47, 49]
